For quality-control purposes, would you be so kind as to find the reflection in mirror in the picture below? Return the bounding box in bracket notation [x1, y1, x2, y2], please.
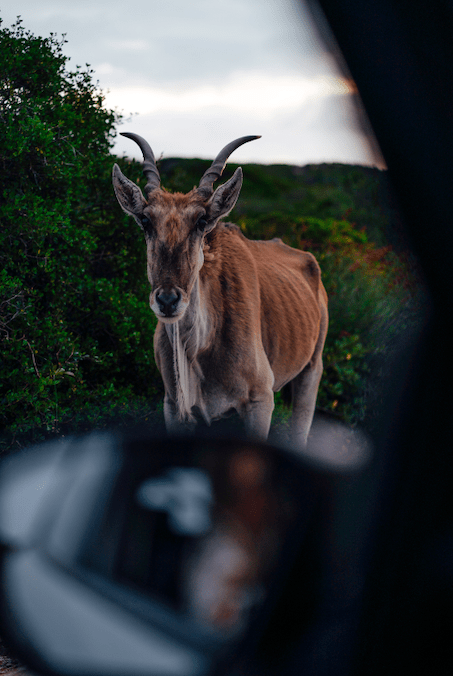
[77, 435, 306, 637]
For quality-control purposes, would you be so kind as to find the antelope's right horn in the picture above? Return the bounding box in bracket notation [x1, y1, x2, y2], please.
[120, 132, 161, 196]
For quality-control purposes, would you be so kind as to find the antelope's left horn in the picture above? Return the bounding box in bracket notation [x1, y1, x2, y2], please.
[198, 136, 261, 197]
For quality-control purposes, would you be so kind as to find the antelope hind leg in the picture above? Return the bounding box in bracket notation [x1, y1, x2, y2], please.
[290, 359, 324, 449]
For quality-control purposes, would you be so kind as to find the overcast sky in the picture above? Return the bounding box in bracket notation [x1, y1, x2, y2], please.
[1, 0, 384, 167]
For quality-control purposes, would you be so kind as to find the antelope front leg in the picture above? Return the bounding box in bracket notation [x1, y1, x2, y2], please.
[163, 395, 196, 435]
[242, 389, 274, 441]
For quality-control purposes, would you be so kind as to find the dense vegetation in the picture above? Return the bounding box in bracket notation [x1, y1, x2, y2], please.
[0, 18, 421, 451]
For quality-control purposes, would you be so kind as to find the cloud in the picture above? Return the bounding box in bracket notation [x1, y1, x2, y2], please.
[105, 69, 381, 168]
[103, 71, 353, 120]
[104, 39, 150, 52]
[112, 91, 382, 169]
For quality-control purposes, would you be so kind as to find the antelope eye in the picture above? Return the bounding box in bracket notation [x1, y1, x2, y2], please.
[141, 215, 151, 227]
[196, 217, 208, 230]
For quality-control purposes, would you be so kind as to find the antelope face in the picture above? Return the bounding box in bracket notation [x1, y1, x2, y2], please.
[112, 133, 259, 323]
[113, 164, 244, 323]
[141, 191, 209, 323]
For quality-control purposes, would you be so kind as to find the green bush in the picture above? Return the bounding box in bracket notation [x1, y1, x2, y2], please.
[0, 19, 161, 450]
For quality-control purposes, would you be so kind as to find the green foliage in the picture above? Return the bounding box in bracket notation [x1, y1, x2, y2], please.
[237, 211, 368, 248]
[0, 18, 161, 449]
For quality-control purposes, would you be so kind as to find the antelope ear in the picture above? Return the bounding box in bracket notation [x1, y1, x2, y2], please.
[207, 167, 243, 222]
[112, 164, 147, 216]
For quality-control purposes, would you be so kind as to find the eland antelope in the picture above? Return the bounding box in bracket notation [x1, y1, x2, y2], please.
[112, 134, 328, 446]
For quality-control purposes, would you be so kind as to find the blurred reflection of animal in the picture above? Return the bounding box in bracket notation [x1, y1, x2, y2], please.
[184, 448, 277, 631]
[113, 134, 328, 447]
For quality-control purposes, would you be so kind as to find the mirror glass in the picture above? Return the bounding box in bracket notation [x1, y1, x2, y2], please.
[0, 432, 325, 676]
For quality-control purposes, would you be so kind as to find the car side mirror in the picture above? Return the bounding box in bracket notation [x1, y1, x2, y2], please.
[0, 426, 370, 676]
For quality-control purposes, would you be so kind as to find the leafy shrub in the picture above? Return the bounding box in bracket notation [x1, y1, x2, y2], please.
[0, 19, 161, 450]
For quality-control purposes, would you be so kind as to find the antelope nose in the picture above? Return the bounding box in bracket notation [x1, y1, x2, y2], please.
[156, 289, 181, 316]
